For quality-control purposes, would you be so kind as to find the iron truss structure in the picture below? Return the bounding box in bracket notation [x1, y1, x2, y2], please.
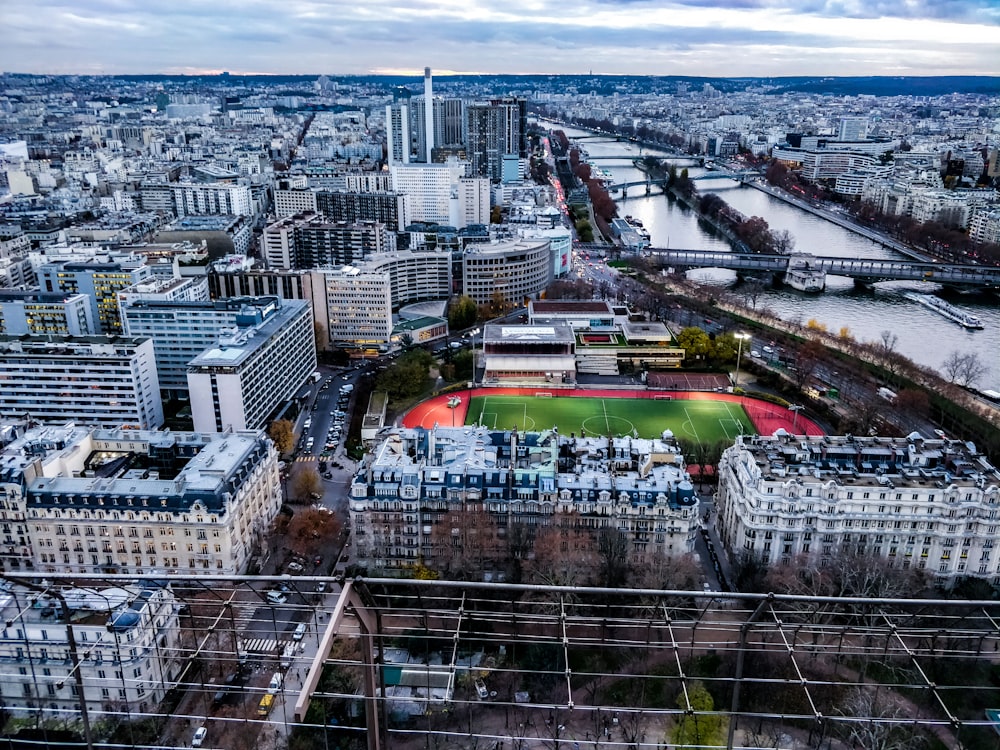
[1, 573, 1000, 749]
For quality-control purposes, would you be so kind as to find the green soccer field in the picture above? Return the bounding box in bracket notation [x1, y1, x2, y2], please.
[465, 395, 755, 446]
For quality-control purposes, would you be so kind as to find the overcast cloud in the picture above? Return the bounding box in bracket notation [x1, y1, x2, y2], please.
[2, 0, 997, 77]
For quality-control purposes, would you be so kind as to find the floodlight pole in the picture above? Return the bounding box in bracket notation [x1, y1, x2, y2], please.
[788, 404, 803, 433]
[733, 333, 750, 389]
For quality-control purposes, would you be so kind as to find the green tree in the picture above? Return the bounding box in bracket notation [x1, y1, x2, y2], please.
[670, 681, 728, 748]
[452, 349, 475, 380]
[676, 327, 712, 365]
[448, 295, 478, 330]
[710, 332, 738, 368]
[375, 349, 434, 400]
[268, 419, 295, 454]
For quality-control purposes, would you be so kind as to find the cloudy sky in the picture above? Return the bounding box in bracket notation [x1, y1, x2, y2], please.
[3, 0, 998, 78]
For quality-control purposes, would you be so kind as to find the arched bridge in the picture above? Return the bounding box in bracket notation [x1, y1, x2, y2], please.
[648, 249, 1000, 290]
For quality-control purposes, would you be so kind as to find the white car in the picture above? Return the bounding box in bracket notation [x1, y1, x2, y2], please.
[192, 727, 207, 747]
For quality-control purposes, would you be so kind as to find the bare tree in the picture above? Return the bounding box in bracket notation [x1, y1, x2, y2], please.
[741, 278, 766, 309]
[941, 350, 988, 388]
[528, 524, 599, 587]
[836, 687, 929, 750]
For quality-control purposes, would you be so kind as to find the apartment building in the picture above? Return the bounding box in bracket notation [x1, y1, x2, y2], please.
[0, 291, 96, 336]
[187, 299, 315, 433]
[122, 296, 293, 399]
[350, 426, 700, 576]
[0, 336, 163, 429]
[716, 434, 1000, 583]
[261, 213, 392, 270]
[37, 256, 154, 334]
[19, 426, 280, 576]
[0, 581, 182, 720]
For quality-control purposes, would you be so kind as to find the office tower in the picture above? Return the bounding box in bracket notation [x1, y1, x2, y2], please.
[389, 160, 473, 225]
[465, 98, 527, 182]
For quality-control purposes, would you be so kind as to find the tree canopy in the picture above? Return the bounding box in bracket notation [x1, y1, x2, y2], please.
[268, 419, 295, 454]
[448, 295, 478, 330]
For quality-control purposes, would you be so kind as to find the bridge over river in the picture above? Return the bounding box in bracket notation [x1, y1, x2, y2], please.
[608, 170, 758, 195]
[648, 249, 1000, 290]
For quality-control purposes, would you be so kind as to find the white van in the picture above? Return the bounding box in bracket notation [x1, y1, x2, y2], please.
[292, 622, 306, 641]
[268, 671, 283, 694]
[280, 642, 295, 669]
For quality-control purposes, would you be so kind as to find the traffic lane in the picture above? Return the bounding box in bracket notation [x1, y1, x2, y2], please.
[243, 602, 308, 640]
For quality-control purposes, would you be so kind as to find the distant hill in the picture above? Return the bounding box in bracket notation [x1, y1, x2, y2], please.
[14, 73, 1000, 98]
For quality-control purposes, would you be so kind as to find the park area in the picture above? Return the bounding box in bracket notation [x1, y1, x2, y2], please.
[403, 387, 824, 447]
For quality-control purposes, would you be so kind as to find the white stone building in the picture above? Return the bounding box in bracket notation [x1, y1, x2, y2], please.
[716, 434, 1000, 583]
[21, 426, 281, 576]
[0, 581, 182, 721]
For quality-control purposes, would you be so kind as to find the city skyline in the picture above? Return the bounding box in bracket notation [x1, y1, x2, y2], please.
[2, 0, 999, 79]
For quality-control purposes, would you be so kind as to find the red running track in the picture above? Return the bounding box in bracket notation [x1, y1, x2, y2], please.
[402, 387, 824, 437]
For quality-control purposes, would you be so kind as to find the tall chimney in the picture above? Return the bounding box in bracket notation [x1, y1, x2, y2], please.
[424, 67, 434, 163]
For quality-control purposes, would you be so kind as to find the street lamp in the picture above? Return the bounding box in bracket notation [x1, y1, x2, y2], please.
[733, 333, 751, 389]
[788, 404, 803, 433]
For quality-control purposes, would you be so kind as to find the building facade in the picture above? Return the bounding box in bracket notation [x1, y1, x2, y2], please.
[716, 434, 1000, 583]
[122, 296, 294, 399]
[460, 238, 553, 305]
[187, 299, 315, 433]
[37, 257, 154, 335]
[350, 426, 700, 576]
[317, 250, 452, 350]
[0, 336, 163, 429]
[21, 427, 280, 575]
[0, 581, 182, 720]
[0, 292, 96, 336]
[262, 213, 392, 270]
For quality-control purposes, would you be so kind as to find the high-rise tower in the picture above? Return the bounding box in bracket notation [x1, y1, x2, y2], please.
[424, 67, 434, 163]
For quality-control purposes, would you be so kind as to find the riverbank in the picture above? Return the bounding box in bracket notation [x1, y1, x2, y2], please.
[744, 181, 938, 263]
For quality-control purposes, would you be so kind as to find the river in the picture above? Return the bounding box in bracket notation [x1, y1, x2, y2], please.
[548, 124, 1000, 392]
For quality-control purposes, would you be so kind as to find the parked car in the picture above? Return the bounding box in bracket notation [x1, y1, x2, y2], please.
[287, 561, 304, 573]
[192, 727, 208, 747]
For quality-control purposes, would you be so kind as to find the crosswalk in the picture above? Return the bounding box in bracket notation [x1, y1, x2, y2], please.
[231, 603, 258, 632]
[294, 456, 316, 463]
[240, 637, 283, 654]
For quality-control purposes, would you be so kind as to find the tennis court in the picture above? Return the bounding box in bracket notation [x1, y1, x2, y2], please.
[467, 394, 754, 445]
